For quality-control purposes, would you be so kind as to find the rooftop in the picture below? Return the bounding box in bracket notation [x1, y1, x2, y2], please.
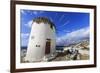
[33, 17, 56, 29]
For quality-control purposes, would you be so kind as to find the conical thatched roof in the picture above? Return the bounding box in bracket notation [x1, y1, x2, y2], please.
[33, 17, 55, 29]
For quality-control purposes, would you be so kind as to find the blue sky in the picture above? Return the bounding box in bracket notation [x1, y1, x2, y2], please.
[20, 9, 90, 47]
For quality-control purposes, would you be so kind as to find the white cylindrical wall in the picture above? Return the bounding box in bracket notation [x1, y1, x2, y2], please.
[25, 22, 56, 62]
[45, 24, 56, 54]
[25, 22, 46, 62]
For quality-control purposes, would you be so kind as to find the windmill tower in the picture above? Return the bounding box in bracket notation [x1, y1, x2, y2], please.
[25, 17, 56, 62]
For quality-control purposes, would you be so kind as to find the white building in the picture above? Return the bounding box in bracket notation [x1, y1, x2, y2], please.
[25, 17, 56, 62]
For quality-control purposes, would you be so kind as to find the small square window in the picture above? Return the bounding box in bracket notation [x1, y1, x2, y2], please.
[36, 45, 40, 47]
[31, 36, 34, 39]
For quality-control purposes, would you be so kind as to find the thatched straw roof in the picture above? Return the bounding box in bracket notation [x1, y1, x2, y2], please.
[33, 17, 55, 29]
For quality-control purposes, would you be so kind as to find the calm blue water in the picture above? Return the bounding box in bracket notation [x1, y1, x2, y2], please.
[21, 46, 65, 50]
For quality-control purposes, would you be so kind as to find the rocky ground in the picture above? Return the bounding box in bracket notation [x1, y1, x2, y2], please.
[21, 48, 89, 63]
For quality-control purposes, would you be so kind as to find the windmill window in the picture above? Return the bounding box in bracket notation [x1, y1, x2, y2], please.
[36, 45, 40, 47]
[31, 36, 34, 39]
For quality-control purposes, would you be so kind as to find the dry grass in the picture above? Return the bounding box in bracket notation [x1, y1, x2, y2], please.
[80, 54, 89, 60]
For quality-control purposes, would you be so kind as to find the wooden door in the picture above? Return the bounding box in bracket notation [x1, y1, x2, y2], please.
[45, 39, 51, 55]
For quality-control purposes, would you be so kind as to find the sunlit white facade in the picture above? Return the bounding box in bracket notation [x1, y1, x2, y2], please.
[25, 17, 56, 62]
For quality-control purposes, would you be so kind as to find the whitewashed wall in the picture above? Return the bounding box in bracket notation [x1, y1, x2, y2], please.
[25, 22, 56, 62]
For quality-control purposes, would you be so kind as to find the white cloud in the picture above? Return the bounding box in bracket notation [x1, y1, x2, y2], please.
[21, 33, 30, 47]
[56, 27, 89, 46]
[32, 11, 38, 15]
[25, 20, 33, 28]
[32, 11, 44, 15]
[66, 27, 89, 38]
[63, 30, 71, 33]
[21, 33, 29, 39]
[21, 10, 26, 15]
[21, 39, 29, 47]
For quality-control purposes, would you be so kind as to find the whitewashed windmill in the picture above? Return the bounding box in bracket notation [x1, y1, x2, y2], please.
[25, 17, 56, 62]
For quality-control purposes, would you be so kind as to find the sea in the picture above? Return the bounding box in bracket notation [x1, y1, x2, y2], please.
[21, 46, 65, 51]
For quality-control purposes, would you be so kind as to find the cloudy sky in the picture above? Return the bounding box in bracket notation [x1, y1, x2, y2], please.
[20, 9, 90, 47]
